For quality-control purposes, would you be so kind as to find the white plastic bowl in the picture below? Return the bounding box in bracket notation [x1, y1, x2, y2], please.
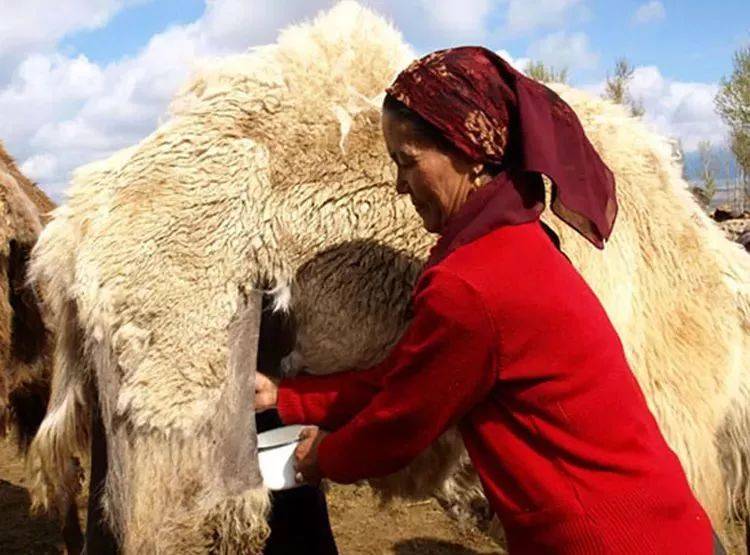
[257, 425, 305, 491]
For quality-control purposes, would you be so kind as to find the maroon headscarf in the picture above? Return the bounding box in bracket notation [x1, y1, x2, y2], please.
[386, 47, 618, 267]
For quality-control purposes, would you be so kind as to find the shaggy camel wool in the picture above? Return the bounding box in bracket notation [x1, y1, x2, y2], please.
[27, 1, 750, 552]
[0, 141, 53, 448]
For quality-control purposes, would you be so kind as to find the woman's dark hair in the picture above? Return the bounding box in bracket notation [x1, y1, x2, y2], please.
[383, 93, 503, 176]
[382, 94, 455, 152]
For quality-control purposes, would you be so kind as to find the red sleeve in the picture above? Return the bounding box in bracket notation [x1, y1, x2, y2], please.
[277, 362, 391, 430]
[315, 269, 498, 484]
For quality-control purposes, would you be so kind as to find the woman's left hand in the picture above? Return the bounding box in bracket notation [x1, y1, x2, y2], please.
[294, 426, 329, 485]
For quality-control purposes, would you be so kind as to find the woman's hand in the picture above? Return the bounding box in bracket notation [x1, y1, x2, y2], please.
[255, 372, 279, 412]
[294, 426, 329, 485]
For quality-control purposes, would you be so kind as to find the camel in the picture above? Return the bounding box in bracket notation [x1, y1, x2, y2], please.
[26, 2, 750, 552]
[0, 141, 54, 445]
[0, 143, 84, 552]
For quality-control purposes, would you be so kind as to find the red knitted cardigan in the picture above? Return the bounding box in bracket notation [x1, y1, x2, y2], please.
[278, 221, 713, 554]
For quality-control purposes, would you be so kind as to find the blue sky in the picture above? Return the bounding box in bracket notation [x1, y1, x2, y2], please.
[61, 1, 206, 64]
[1, 0, 747, 199]
[57, 0, 749, 83]
[580, 0, 749, 83]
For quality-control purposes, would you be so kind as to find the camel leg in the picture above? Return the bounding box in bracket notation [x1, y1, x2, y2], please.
[82, 384, 117, 554]
[256, 294, 337, 554]
[61, 502, 83, 555]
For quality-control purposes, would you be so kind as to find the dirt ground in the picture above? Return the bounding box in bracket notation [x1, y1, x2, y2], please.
[0, 439, 61, 554]
[326, 484, 500, 555]
[0, 438, 501, 554]
[2, 436, 745, 554]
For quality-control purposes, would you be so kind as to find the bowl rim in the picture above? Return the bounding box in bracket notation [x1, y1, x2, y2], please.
[257, 424, 304, 450]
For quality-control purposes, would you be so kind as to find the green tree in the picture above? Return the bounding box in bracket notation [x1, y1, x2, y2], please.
[525, 61, 568, 84]
[697, 140, 717, 205]
[716, 45, 750, 210]
[603, 58, 645, 117]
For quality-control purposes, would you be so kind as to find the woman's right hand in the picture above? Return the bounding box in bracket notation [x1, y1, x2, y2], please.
[255, 372, 280, 412]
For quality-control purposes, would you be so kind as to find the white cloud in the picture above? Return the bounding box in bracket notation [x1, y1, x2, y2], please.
[199, 0, 328, 53]
[0, 53, 105, 153]
[584, 66, 727, 153]
[504, 0, 588, 36]
[527, 31, 599, 72]
[632, 1, 666, 25]
[629, 67, 725, 151]
[0, 0, 143, 81]
[418, 0, 493, 39]
[495, 49, 531, 73]
[0, 0, 725, 198]
[20, 153, 59, 182]
[2, 0, 336, 197]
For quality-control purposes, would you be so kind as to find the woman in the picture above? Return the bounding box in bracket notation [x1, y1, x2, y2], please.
[255, 47, 720, 554]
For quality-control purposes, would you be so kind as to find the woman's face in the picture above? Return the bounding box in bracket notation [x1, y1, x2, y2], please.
[382, 110, 483, 233]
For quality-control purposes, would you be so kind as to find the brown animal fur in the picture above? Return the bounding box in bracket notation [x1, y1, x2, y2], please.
[0, 143, 83, 551]
[0, 141, 54, 449]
